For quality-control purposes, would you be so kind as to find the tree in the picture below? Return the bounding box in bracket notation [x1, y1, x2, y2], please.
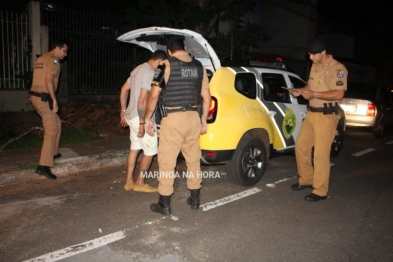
[123, 0, 270, 59]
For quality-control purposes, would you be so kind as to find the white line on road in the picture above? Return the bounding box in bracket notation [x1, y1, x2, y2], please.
[201, 187, 262, 211]
[266, 176, 296, 188]
[23, 230, 126, 262]
[352, 148, 375, 156]
[24, 187, 264, 260]
[386, 140, 393, 145]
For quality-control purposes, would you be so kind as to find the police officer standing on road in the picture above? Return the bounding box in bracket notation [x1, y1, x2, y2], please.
[144, 36, 211, 215]
[290, 39, 347, 201]
[28, 39, 68, 180]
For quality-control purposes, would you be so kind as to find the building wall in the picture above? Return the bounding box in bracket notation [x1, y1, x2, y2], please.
[258, 0, 317, 60]
[0, 91, 34, 111]
[258, 0, 318, 79]
[217, 0, 319, 79]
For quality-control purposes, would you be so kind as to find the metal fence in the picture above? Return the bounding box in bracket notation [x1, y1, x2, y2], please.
[41, 5, 143, 95]
[0, 10, 31, 90]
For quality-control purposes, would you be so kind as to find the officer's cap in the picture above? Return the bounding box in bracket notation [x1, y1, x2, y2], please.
[308, 39, 327, 54]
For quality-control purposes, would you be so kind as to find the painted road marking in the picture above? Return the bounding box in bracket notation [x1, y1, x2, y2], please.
[266, 176, 296, 188]
[352, 148, 375, 156]
[23, 231, 126, 262]
[386, 140, 393, 145]
[24, 186, 272, 260]
[201, 187, 262, 211]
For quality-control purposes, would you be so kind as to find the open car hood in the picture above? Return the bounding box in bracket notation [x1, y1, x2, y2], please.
[117, 27, 221, 73]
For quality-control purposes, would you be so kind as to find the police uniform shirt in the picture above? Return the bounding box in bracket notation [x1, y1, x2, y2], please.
[308, 55, 348, 108]
[31, 53, 61, 93]
[126, 62, 156, 121]
[162, 50, 209, 92]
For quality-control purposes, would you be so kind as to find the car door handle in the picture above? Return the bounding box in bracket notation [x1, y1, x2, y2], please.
[268, 111, 276, 117]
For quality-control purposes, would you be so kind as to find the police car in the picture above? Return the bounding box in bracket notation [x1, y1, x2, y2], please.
[117, 27, 345, 187]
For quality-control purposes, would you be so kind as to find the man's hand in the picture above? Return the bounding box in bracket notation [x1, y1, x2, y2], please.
[145, 119, 156, 136]
[289, 89, 302, 97]
[299, 90, 314, 100]
[137, 124, 145, 138]
[120, 112, 128, 127]
[51, 100, 59, 114]
[200, 119, 207, 135]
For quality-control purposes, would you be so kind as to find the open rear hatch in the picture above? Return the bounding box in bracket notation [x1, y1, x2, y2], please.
[117, 27, 221, 73]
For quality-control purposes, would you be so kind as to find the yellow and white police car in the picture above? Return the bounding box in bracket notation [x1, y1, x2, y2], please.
[117, 27, 345, 187]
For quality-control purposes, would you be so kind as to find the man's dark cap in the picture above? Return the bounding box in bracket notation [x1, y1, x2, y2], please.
[166, 36, 183, 49]
[308, 39, 327, 54]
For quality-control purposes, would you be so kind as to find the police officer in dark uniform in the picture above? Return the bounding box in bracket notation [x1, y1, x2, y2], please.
[290, 39, 347, 201]
[144, 36, 211, 215]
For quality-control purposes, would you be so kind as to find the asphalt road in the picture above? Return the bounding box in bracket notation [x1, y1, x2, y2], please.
[1, 128, 392, 262]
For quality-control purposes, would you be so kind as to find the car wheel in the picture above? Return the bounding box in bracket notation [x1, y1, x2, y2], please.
[226, 136, 267, 187]
[373, 119, 385, 138]
[330, 122, 344, 157]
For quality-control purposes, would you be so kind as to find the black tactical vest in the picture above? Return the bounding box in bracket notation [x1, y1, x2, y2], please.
[160, 57, 203, 107]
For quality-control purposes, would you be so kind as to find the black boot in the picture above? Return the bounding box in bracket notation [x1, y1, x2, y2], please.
[35, 165, 57, 180]
[187, 189, 200, 210]
[150, 194, 171, 216]
[53, 153, 62, 159]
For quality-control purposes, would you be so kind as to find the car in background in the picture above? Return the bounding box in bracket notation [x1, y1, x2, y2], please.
[340, 84, 393, 138]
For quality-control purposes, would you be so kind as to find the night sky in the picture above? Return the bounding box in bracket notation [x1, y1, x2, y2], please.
[1, 0, 130, 13]
[1, 0, 381, 16]
[1, 0, 390, 45]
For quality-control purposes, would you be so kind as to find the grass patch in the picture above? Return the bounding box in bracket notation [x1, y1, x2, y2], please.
[4, 128, 102, 151]
[59, 128, 102, 145]
[18, 163, 39, 171]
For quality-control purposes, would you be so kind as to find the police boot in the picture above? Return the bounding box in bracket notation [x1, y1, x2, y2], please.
[35, 165, 57, 180]
[186, 189, 200, 210]
[150, 194, 171, 216]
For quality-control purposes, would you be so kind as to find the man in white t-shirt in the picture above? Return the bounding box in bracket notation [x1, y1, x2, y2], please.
[119, 50, 167, 192]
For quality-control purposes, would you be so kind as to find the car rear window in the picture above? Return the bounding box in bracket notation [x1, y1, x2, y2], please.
[345, 85, 376, 99]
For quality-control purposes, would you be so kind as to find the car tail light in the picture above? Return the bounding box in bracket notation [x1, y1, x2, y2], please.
[207, 97, 218, 123]
[205, 152, 217, 157]
[275, 56, 284, 61]
[366, 103, 376, 116]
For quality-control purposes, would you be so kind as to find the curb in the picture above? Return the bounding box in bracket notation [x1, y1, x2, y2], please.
[0, 150, 129, 185]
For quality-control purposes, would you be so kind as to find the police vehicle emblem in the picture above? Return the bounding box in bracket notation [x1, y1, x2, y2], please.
[282, 108, 296, 139]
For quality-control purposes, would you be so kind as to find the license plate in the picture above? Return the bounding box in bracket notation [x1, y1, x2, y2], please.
[341, 104, 355, 112]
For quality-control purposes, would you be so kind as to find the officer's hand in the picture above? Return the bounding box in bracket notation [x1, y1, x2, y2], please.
[137, 125, 145, 138]
[51, 100, 58, 114]
[120, 112, 128, 127]
[200, 119, 207, 135]
[289, 89, 301, 97]
[145, 119, 156, 136]
[300, 90, 313, 100]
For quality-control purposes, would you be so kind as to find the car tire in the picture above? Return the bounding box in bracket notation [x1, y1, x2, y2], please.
[330, 121, 344, 157]
[373, 119, 385, 138]
[226, 136, 267, 187]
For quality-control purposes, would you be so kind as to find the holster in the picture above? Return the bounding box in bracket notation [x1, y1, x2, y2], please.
[322, 102, 339, 115]
[28, 91, 53, 110]
[197, 105, 202, 117]
[40, 92, 54, 110]
[159, 104, 168, 118]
